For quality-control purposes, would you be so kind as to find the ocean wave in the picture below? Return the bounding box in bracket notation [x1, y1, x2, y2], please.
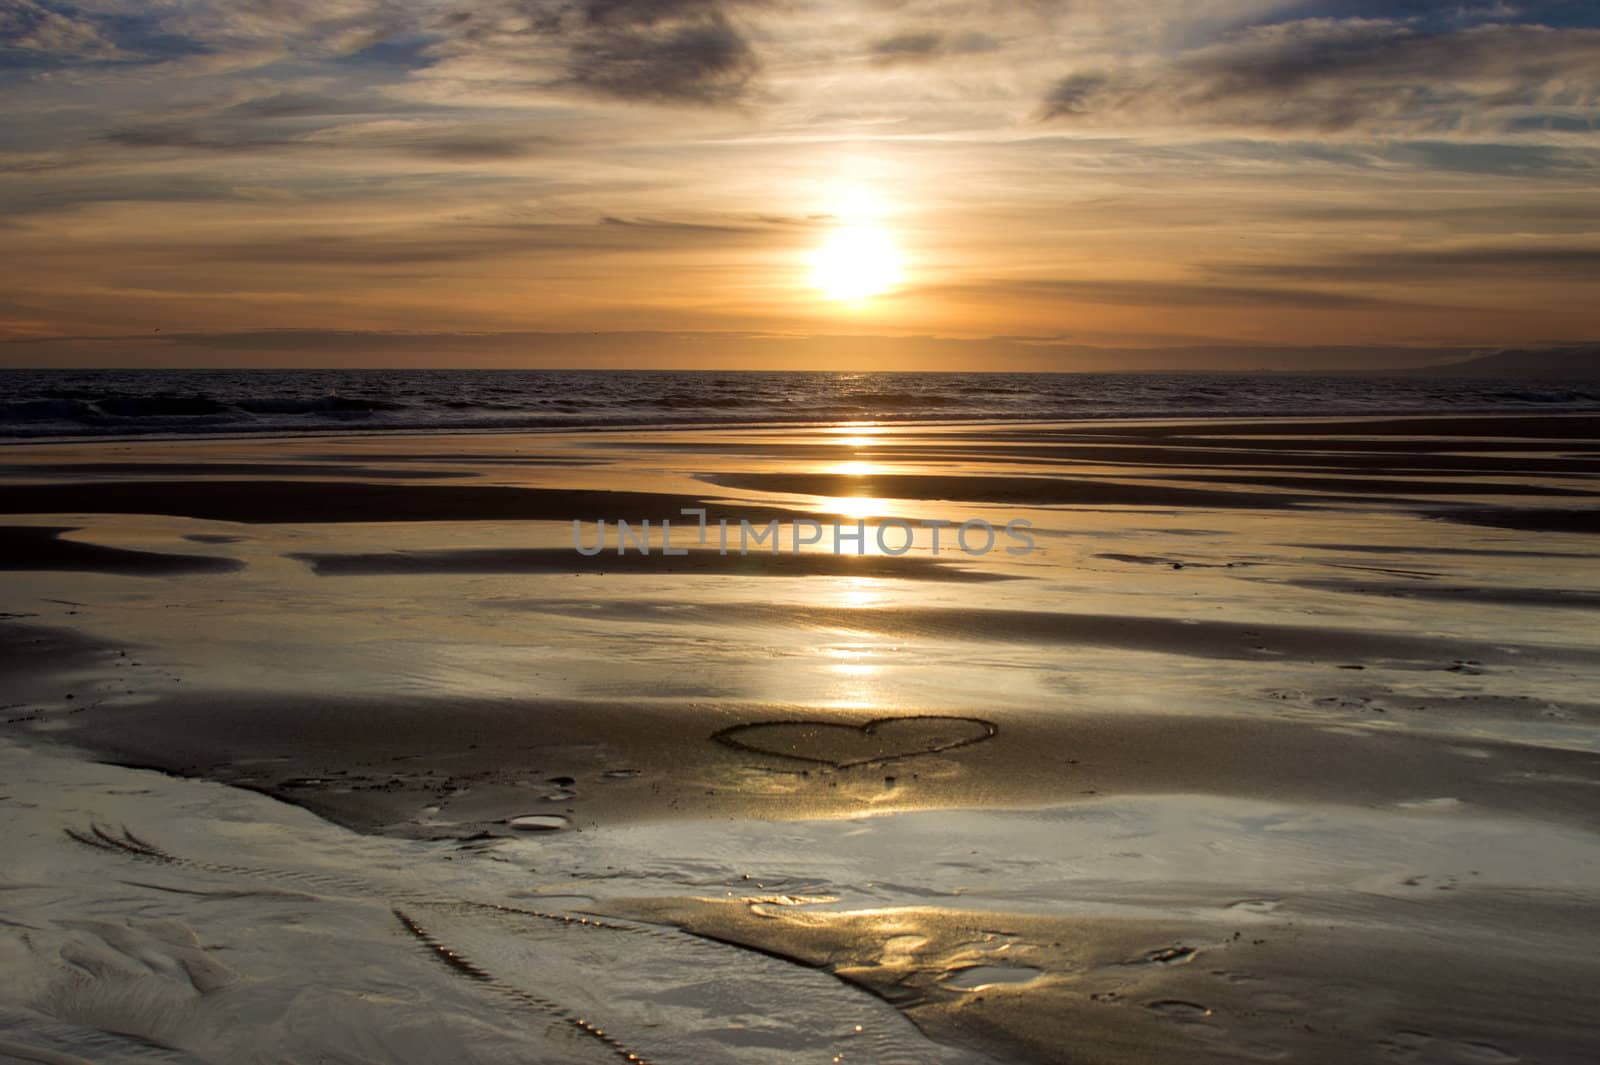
[0, 398, 101, 422]
[849, 391, 958, 408]
[96, 395, 234, 418]
[235, 396, 412, 415]
[2, 369, 1598, 439]
[1484, 388, 1600, 405]
[654, 392, 748, 409]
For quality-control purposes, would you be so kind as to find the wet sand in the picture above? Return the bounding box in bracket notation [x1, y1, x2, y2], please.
[23, 679, 1600, 835]
[291, 547, 1019, 581]
[3, 412, 1600, 1064]
[0, 525, 245, 575]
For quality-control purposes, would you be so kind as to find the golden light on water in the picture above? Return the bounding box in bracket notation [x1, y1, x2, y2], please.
[830, 495, 880, 520]
[822, 645, 879, 677]
[830, 425, 883, 449]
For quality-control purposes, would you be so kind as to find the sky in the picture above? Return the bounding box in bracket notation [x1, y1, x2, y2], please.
[1, 0, 1598, 370]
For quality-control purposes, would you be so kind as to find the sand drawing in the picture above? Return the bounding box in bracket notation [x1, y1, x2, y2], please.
[62, 820, 977, 1065]
[713, 715, 999, 769]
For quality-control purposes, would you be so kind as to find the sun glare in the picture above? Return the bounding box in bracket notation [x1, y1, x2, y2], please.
[810, 224, 903, 302]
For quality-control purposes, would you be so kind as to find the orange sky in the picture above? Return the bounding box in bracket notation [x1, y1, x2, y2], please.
[2, 1, 1598, 369]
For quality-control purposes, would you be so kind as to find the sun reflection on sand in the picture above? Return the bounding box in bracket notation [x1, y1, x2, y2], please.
[820, 462, 887, 520]
[822, 645, 879, 677]
[825, 577, 891, 610]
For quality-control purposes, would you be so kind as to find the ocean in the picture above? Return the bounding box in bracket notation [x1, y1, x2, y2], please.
[2, 368, 1598, 439]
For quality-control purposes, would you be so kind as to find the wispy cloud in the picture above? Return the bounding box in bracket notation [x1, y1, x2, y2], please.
[1042, 18, 1600, 137]
[922, 277, 1445, 312]
[870, 29, 998, 64]
[1215, 244, 1600, 283]
[420, 0, 764, 107]
[1, 0, 131, 60]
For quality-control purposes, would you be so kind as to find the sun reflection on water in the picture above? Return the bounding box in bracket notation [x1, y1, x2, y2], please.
[822, 644, 879, 677]
[829, 495, 882, 520]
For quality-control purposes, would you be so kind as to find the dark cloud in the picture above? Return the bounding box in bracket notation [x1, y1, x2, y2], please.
[599, 215, 757, 233]
[429, 0, 762, 107]
[1269, 1, 1600, 32]
[577, 0, 732, 27]
[62, 214, 785, 269]
[870, 29, 998, 64]
[218, 90, 415, 120]
[104, 125, 289, 152]
[1041, 72, 1107, 116]
[409, 136, 545, 160]
[1383, 141, 1600, 176]
[1042, 19, 1600, 135]
[921, 277, 1441, 312]
[0, 153, 65, 174]
[1217, 245, 1600, 284]
[1285, 200, 1600, 232]
[103, 121, 551, 162]
[0, 0, 128, 60]
[873, 30, 941, 58]
[564, 15, 756, 104]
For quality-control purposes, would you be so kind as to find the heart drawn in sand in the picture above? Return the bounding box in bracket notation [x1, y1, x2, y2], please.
[713, 715, 998, 769]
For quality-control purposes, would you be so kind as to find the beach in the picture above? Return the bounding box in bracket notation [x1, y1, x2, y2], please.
[3, 411, 1600, 1064]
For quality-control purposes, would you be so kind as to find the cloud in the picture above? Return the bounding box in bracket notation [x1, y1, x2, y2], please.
[1042, 18, 1600, 137]
[19, 213, 787, 271]
[870, 29, 998, 64]
[599, 214, 758, 233]
[0, 0, 130, 60]
[918, 277, 1443, 312]
[577, 0, 737, 27]
[422, 0, 762, 107]
[1216, 245, 1600, 283]
[1040, 72, 1106, 116]
[565, 15, 756, 104]
[407, 136, 544, 160]
[301, 119, 559, 160]
[102, 118, 556, 162]
[104, 125, 290, 152]
[153, 0, 409, 58]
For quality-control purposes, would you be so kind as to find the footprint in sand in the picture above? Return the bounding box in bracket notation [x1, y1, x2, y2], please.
[1146, 999, 1216, 1021]
[508, 814, 570, 832]
[939, 965, 1044, 992]
[1379, 1030, 1520, 1064]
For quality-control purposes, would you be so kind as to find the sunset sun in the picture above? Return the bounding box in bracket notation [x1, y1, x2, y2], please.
[810, 223, 903, 302]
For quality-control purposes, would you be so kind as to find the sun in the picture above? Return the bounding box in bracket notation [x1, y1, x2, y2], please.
[810, 223, 903, 302]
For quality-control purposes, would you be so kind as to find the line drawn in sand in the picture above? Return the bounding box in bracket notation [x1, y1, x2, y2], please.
[63, 821, 987, 1065]
[713, 715, 999, 769]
